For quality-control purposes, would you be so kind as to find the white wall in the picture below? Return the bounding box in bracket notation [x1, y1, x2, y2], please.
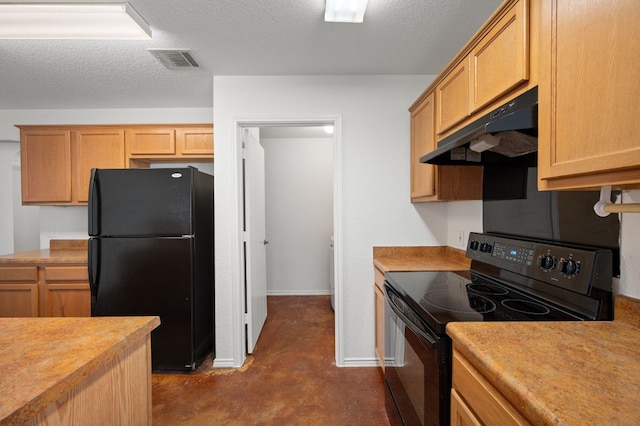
[262, 135, 333, 295]
[618, 190, 640, 298]
[0, 142, 20, 255]
[213, 75, 444, 367]
[0, 107, 213, 249]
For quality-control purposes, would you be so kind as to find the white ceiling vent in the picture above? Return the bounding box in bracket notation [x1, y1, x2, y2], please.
[148, 49, 199, 69]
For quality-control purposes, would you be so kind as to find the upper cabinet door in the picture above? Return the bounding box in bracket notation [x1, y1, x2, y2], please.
[469, 0, 529, 113]
[538, 0, 640, 189]
[74, 129, 126, 203]
[411, 92, 436, 200]
[177, 127, 214, 155]
[21, 129, 72, 203]
[436, 57, 471, 135]
[126, 128, 176, 155]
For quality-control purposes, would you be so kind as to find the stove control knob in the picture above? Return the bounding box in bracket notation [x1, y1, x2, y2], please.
[480, 243, 492, 253]
[469, 240, 479, 250]
[539, 255, 556, 270]
[561, 259, 580, 276]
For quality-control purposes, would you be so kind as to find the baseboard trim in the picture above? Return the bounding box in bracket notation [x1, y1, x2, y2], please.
[212, 358, 237, 368]
[341, 357, 380, 368]
[267, 290, 331, 296]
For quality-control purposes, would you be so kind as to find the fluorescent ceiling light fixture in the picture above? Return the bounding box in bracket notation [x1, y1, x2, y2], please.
[0, 2, 151, 39]
[324, 0, 368, 23]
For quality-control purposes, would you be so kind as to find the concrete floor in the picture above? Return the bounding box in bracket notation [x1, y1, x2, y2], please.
[152, 295, 390, 425]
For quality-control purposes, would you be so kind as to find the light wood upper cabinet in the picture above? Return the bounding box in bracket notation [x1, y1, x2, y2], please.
[74, 128, 126, 202]
[470, 0, 529, 113]
[436, 57, 470, 135]
[538, 0, 640, 190]
[411, 92, 437, 199]
[178, 127, 214, 155]
[126, 125, 213, 160]
[410, 92, 483, 202]
[127, 127, 176, 155]
[432, 0, 534, 140]
[20, 129, 72, 203]
[18, 124, 213, 205]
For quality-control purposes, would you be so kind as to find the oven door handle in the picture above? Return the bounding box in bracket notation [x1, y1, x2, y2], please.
[385, 286, 438, 348]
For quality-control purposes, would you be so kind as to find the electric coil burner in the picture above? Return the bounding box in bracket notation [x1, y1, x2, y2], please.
[383, 232, 614, 426]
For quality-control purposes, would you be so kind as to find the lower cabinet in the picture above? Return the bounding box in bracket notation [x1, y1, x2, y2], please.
[374, 266, 385, 371]
[43, 266, 91, 317]
[451, 349, 530, 425]
[0, 264, 90, 317]
[0, 266, 39, 317]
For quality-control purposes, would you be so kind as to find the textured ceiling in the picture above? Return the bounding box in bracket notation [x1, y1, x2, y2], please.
[0, 0, 503, 109]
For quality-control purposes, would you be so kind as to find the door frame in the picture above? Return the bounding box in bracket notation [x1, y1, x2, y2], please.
[231, 116, 344, 367]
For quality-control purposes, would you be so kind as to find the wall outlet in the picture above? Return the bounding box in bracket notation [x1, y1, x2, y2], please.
[457, 230, 465, 247]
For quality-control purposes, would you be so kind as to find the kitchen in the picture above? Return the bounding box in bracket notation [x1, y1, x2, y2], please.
[1, 0, 640, 424]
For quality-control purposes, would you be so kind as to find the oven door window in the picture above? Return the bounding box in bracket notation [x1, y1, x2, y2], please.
[385, 295, 449, 426]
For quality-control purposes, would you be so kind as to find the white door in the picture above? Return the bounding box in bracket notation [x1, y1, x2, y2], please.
[243, 127, 268, 354]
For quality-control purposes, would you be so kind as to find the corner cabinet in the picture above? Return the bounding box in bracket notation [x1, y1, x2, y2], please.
[410, 92, 483, 202]
[538, 0, 640, 190]
[17, 124, 213, 205]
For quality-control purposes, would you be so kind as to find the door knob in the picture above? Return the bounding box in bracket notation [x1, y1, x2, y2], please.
[264, 240, 269, 245]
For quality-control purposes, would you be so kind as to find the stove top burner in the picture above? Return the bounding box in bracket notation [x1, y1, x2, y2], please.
[501, 299, 551, 315]
[423, 290, 495, 314]
[467, 283, 508, 295]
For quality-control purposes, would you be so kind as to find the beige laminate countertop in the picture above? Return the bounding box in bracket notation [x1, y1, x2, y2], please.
[373, 246, 470, 272]
[0, 316, 160, 424]
[0, 239, 87, 265]
[447, 295, 640, 425]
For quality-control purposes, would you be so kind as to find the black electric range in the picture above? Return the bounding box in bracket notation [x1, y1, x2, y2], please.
[383, 232, 614, 426]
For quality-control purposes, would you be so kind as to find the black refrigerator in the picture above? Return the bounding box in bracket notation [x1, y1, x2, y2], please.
[88, 167, 214, 371]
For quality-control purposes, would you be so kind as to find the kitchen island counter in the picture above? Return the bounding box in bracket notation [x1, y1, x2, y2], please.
[447, 295, 640, 425]
[0, 315, 160, 424]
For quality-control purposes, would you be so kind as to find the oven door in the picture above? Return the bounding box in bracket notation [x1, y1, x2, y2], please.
[384, 283, 451, 426]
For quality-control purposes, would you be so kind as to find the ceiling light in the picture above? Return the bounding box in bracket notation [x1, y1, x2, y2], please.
[324, 0, 369, 23]
[0, 2, 151, 39]
[323, 125, 334, 135]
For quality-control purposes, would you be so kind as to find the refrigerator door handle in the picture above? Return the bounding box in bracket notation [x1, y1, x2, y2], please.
[88, 168, 100, 236]
[88, 238, 100, 302]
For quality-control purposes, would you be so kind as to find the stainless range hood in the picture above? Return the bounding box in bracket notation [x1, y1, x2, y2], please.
[420, 86, 538, 166]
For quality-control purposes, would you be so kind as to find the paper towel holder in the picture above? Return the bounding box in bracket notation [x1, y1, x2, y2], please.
[594, 186, 640, 217]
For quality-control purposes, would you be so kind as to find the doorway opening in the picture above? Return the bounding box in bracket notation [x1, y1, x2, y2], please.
[237, 118, 343, 365]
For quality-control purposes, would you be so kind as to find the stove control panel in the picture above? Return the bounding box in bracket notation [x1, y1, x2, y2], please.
[466, 232, 612, 295]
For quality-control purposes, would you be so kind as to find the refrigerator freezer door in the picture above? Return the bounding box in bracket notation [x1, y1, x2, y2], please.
[90, 236, 202, 371]
[89, 168, 193, 237]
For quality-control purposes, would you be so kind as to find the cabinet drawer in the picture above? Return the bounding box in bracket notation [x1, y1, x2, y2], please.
[452, 350, 529, 425]
[0, 266, 38, 282]
[44, 266, 88, 282]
